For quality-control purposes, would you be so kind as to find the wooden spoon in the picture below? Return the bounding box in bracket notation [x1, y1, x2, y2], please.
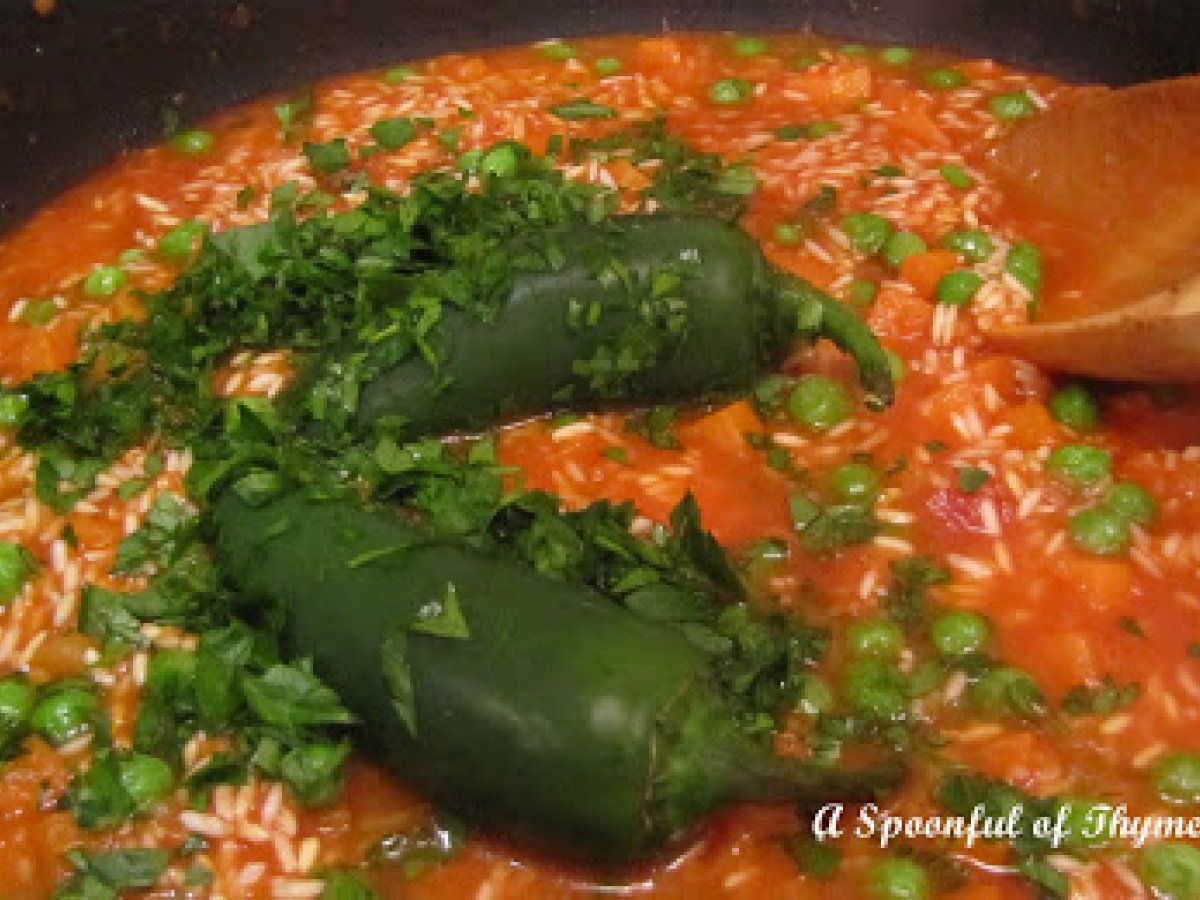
[983, 75, 1200, 381]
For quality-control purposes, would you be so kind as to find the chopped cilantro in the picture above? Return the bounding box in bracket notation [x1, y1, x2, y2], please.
[884, 557, 950, 626]
[275, 89, 315, 141]
[626, 406, 682, 450]
[784, 836, 841, 879]
[601, 446, 630, 464]
[369, 117, 419, 150]
[799, 504, 879, 552]
[279, 739, 351, 806]
[804, 183, 838, 213]
[1119, 616, 1146, 638]
[570, 118, 753, 220]
[751, 374, 794, 419]
[184, 752, 248, 796]
[303, 138, 352, 174]
[242, 662, 355, 729]
[112, 493, 195, 576]
[1061, 676, 1140, 716]
[65, 748, 173, 829]
[322, 869, 380, 899]
[956, 466, 989, 493]
[235, 185, 256, 209]
[788, 493, 821, 531]
[184, 864, 214, 887]
[115, 477, 149, 500]
[744, 433, 801, 475]
[549, 99, 618, 120]
[56, 848, 169, 899]
[79, 585, 147, 653]
[715, 164, 758, 196]
[411, 583, 470, 639]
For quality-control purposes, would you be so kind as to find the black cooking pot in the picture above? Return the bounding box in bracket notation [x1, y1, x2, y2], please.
[1, 0, 1198, 236]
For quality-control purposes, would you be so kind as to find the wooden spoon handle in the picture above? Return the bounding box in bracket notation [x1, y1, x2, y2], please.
[986, 273, 1200, 382]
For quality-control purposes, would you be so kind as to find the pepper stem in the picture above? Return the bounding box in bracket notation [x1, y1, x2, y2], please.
[768, 271, 896, 410]
[650, 692, 905, 846]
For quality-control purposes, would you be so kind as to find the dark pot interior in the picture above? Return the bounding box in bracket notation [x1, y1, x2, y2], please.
[1, 0, 1198, 234]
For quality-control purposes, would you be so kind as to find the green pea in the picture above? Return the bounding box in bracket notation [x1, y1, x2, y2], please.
[716, 166, 757, 195]
[1046, 444, 1111, 485]
[539, 41, 576, 61]
[30, 684, 99, 746]
[0, 541, 32, 604]
[82, 265, 127, 298]
[18, 298, 58, 326]
[709, 78, 754, 105]
[841, 212, 894, 254]
[868, 857, 929, 900]
[935, 270, 984, 306]
[1140, 843, 1200, 900]
[805, 121, 842, 139]
[882, 231, 927, 269]
[847, 279, 879, 309]
[846, 618, 904, 659]
[456, 149, 484, 173]
[145, 648, 197, 693]
[383, 66, 416, 83]
[924, 68, 967, 90]
[1050, 383, 1099, 431]
[839, 44, 868, 57]
[170, 129, 214, 155]
[480, 144, 520, 178]
[0, 394, 27, 428]
[791, 53, 821, 71]
[842, 658, 910, 720]
[1103, 482, 1156, 526]
[789, 375, 853, 431]
[940, 228, 994, 263]
[795, 674, 835, 716]
[969, 666, 1045, 718]
[989, 91, 1038, 120]
[939, 164, 975, 189]
[1069, 507, 1130, 556]
[732, 36, 768, 57]
[774, 223, 802, 245]
[930, 610, 990, 657]
[119, 752, 175, 811]
[1153, 752, 1200, 804]
[1005, 241, 1043, 296]
[593, 56, 623, 76]
[830, 462, 881, 502]
[0, 677, 34, 735]
[1056, 797, 1110, 850]
[156, 220, 206, 263]
[879, 47, 914, 66]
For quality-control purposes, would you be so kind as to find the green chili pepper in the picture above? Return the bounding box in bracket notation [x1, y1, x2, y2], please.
[211, 488, 902, 864]
[353, 216, 893, 436]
